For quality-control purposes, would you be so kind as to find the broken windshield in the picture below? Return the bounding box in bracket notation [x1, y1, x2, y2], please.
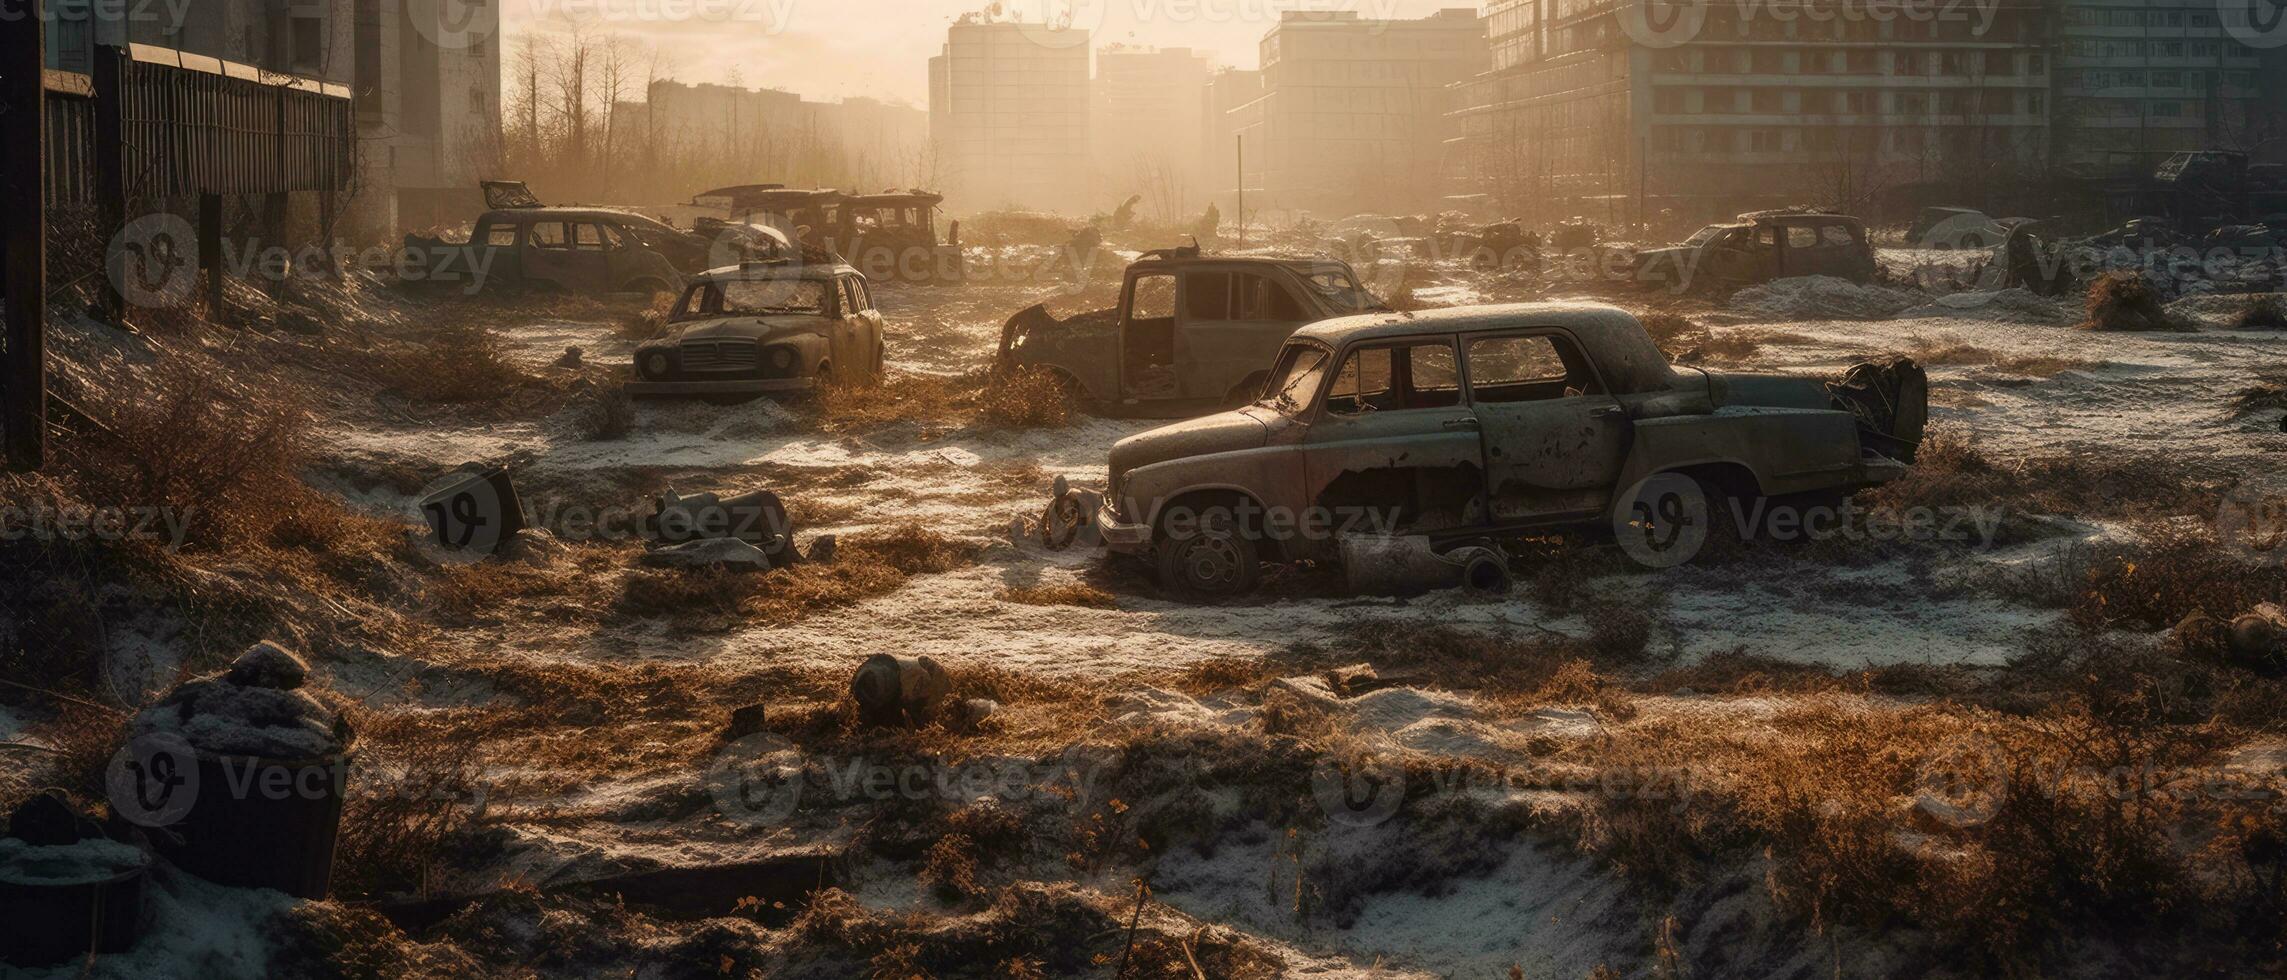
[1302, 269, 1385, 313]
[719, 279, 828, 316]
[1684, 224, 1732, 246]
[1255, 343, 1333, 414]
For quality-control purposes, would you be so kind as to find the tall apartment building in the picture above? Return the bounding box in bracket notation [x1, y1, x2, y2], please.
[1227, 9, 1487, 215]
[1202, 68, 1263, 207]
[2051, 0, 2279, 178]
[1449, 0, 2051, 223]
[642, 80, 806, 156]
[928, 16, 1092, 213]
[359, 0, 505, 232]
[1093, 46, 1212, 217]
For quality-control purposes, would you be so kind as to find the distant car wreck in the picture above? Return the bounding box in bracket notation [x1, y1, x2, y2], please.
[1630, 211, 1877, 294]
[1061, 303, 1927, 597]
[995, 246, 1387, 419]
[404, 180, 783, 297]
[691, 185, 965, 283]
[626, 259, 885, 402]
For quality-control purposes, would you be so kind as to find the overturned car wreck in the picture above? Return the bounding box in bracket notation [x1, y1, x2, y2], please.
[1057, 303, 1927, 597]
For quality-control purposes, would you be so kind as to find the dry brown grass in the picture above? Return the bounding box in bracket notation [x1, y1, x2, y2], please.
[998, 583, 1117, 609]
[366, 322, 536, 403]
[613, 523, 980, 626]
[814, 368, 1072, 435]
[2232, 295, 2287, 330]
[2078, 271, 2191, 332]
[1903, 333, 2103, 377]
[1857, 425, 2221, 530]
[2230, 371, 2287, 418]
[616, 293, 674, 342]
[333, 706, 487, 900]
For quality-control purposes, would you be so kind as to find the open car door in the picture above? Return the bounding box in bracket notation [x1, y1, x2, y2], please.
[482, 180, 542, 210]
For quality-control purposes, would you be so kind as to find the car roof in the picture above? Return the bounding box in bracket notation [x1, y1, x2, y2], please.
[1128, 254, 1350, 274]
[1291, 303, 1676, 394]
[691, 261, 856, 283]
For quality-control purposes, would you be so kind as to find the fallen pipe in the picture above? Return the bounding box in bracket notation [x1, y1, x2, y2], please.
[1338, 534, 1512, 597]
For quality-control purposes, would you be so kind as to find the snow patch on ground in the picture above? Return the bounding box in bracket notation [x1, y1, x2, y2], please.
[1730, 276, 1922, 320]
[10, 865, 293, 979]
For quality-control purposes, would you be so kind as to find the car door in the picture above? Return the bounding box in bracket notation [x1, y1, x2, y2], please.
[1465, 331, 1631, 523]
[1121, 272, 1179, 401]
[1301, 337, 1486, 533]
[472, 217, 521, 285]
[1174, 270, 1237, 400]
[523, 220, 610, 290]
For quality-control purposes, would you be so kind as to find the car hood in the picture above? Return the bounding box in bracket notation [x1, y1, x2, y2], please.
[1110, 410, 1270, 478]
[669, 316, 829, 343]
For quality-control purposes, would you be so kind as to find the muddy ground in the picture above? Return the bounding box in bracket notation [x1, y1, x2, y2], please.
[5, 247, 2287, 979]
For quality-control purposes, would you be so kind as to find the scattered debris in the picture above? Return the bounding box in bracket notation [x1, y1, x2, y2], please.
[647, 486, 795, 561]
[1338, 535, 1511, 597]
[640, 537, 773, 571]
[849, 654, 955, 728]
[2232, 296, 2287, 330]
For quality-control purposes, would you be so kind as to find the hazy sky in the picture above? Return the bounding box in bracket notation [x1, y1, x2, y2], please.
[505, 0, 1468, 106]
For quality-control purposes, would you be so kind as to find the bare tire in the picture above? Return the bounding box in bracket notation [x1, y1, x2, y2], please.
[1155, 507, 1260, 599]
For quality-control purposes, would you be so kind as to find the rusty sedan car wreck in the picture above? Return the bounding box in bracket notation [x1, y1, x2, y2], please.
[626, 259, 885, 401]
[1629, 211, 1877, 293]
[996, 247, 1386, 418]
[1071, 303, 1926, 597]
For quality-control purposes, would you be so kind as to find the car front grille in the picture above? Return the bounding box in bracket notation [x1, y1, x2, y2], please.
[679, 339, 760, 373]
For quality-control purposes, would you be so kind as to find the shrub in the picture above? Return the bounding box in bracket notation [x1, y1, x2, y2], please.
[369, 322, 531, 403]
[2078, 272, 2188, 332]
[2231, 296, 2286, 330]
[975, 366, 1073, 430]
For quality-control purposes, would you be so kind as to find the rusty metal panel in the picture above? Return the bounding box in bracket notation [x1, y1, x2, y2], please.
[41, 84, 95, 205]
[114, 45, 352, 199]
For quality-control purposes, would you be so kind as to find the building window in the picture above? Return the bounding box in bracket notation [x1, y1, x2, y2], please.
[1750, 130, 1780, 152]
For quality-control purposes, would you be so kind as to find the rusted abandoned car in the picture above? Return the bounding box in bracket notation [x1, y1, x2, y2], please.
[408, 181, 780, 297]
[1080, 303, 1926, 597]
[625, 259, 885, 401]
[996, 246, 1387, 418]
[1630, 212, 1876, 293]
[692, 185, 964, 283]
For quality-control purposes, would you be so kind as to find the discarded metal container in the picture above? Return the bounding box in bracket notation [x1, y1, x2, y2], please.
[152, 745, 355, 900]
[0, 857, 148, 966]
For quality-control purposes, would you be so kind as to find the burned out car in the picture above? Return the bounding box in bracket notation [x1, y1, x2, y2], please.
[408, 181, 781, 297]
[1630, 212, 1876, 293]
[625, 259, 885, 400]
[1084, 303, 1926, 597]
[996, 246, 1386, 419]
[692, 185, 965, 283]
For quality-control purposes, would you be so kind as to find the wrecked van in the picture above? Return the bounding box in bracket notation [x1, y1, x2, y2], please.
[1630, 212, 1876, 293]
[1083, 303, 1926, 597]
[995, 246, 1386, 418]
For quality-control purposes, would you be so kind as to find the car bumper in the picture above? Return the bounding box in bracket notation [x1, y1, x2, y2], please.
[1098, 509, 1152, 552]
[624, 377, 814, 397]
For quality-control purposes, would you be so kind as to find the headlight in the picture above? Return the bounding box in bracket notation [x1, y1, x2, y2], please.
[640, 351, 671, 379]
[769, 347, 794, 370]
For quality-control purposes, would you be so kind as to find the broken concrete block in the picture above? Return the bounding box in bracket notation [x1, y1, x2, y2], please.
[850, 654, 954, 728]
[640, 537, 772, 571]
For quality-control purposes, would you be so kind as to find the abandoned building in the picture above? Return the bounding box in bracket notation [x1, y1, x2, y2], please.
[617, 82, 928, 196]
[928, 15, 1095, 214]
[1225, 9, 1490, 216]
[1441, 0, 2287, 225]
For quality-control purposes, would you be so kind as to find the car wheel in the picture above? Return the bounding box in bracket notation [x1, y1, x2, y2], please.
[1155, 507, 1260, 599]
